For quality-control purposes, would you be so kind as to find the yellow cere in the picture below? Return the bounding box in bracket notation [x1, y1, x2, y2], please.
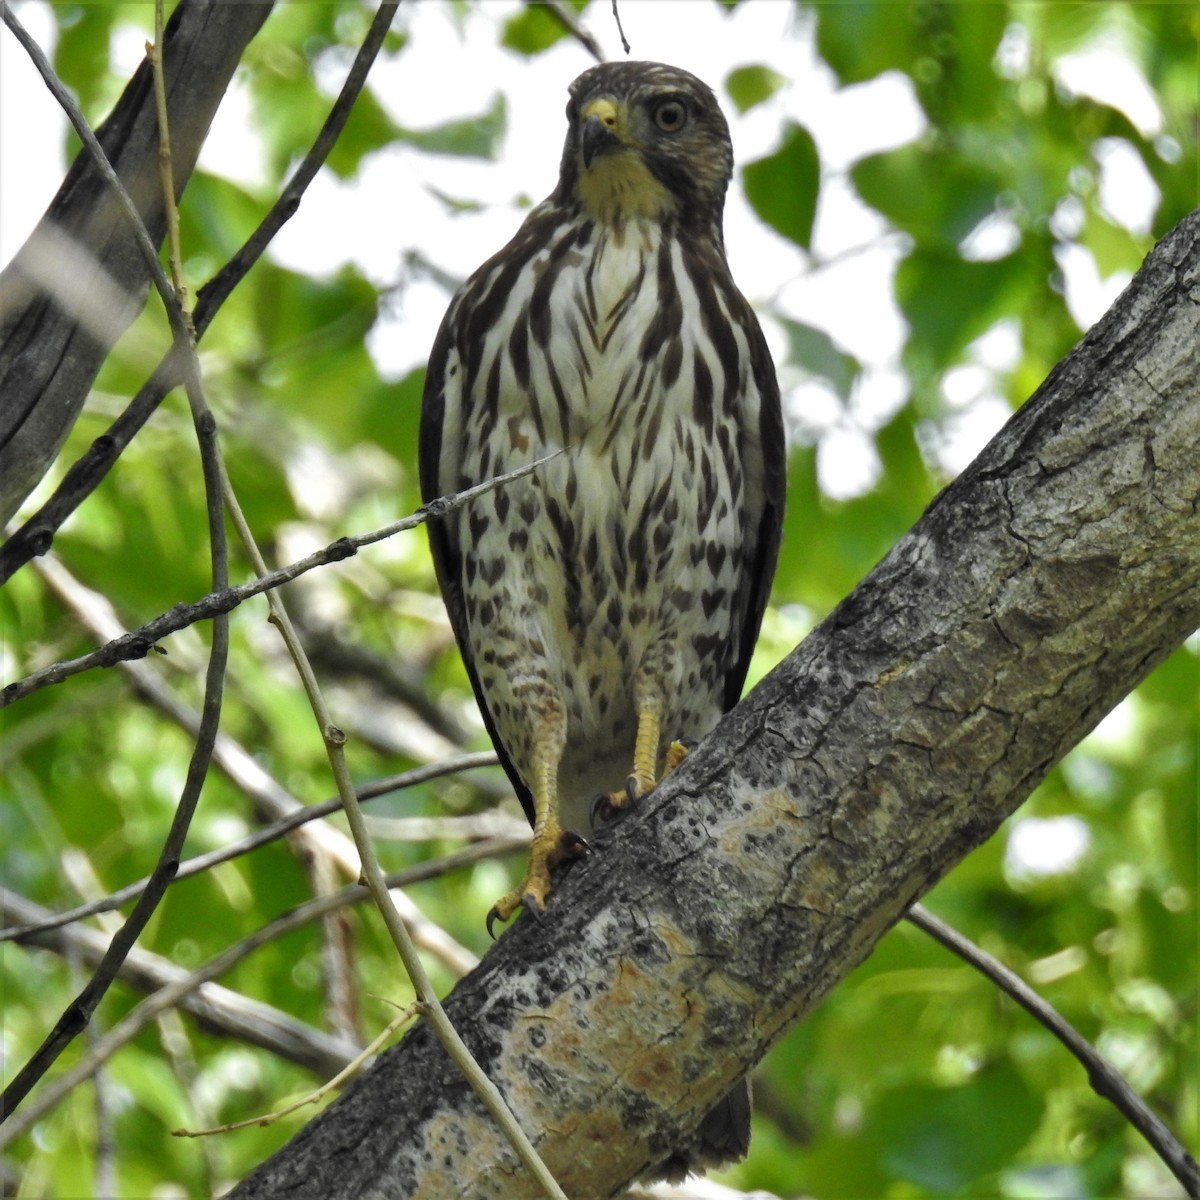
[582, 97, 620, 130]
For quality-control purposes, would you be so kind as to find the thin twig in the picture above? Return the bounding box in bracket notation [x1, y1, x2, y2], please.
[908, 904, 1200, 1196]
[0, 0, 401, 587]
[150, 0, 192, 328]
[174, 1003, 420, 1138]
[611, 0, 631, 54]
[1, 453, 562, 708]
[2, 838, 518, 1090]
[0, 1, 230, 1121]
[21, 549, 481, 977]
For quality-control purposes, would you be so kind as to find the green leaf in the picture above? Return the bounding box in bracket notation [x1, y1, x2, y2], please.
[325, 85, 404, 179]
[396, 94, 507, 160]
[52, 4, 126, 119]
[873, 1065, 1042, 1191]
[725, 64, 786, 115]
[896, 248, 1034, 370]
[1080, 210, 1147, 279]
[852, 143, 1004, 249]
[781, 319, 859, 400]
[501, 3, 582, 55]
[741, 123, 819, 250]
[815, 2, 915, 84]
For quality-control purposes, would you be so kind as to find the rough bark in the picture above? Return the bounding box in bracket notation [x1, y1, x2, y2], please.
[0, 0, 274, 524]
[228, 206, 1200, 1199]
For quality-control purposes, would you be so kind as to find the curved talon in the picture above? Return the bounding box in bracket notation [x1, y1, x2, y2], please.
[591, 790, 624, 826]
[590, 791, 612, 825]
[561, 830, 590, 857]
[485, 827, 587, 936]
[486, 906, 502, 940]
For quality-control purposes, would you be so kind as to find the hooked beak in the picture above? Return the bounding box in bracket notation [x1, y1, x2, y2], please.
[580, 98, 622, 168]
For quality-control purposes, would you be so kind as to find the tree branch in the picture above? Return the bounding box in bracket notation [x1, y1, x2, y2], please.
[228, 208, 1200, 1198]
[0, 887, 361, 1081]
[0, 0, 235, 1120]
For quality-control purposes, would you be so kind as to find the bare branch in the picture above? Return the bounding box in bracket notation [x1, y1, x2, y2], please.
[174, 1003, 421, 1139]
[0, 838, 514, 1153]
[611, 0, 631, 54]
[0, 0, 273, 523]
[1, 886, 361, 1081]
[15, 550, 483, 978]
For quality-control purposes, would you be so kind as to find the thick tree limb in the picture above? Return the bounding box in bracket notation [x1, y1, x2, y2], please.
[0, 0, 274, 523]
[228, 207, 1199, 1198]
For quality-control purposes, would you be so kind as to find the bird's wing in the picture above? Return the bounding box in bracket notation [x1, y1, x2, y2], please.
[418, 301, 537, 827]
[723, 296, 786, 715]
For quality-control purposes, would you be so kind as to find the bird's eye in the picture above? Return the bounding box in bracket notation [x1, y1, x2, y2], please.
[653, 99, 688, 133]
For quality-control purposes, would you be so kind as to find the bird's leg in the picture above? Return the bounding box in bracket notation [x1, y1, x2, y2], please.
[488, 699, 585, 935]
[625, 691, 662, 802]
[592, 684, 665, 824]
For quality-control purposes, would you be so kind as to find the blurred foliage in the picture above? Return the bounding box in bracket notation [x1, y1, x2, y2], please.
[1, 1, 1195, 1197]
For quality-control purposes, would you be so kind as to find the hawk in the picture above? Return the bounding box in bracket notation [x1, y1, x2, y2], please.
[419, 56, 784, 1179]
[420, 60, 784, 923]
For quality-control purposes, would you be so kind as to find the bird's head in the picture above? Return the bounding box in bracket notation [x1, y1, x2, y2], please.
[556, 61, 734, 235]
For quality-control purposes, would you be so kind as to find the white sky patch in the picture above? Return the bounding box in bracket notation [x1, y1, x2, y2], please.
[783, 379, 841, 444]
[1080, 696, 1140, 758]
[1094, 137, 1160, 237]
[0, 2, 65, 265]
[1006, 815, 1091, 882]
[959, 210, 1022, 262]
[1055, 242, 1133, 330]
[1053, 33, 1163, 138]
[927, 398, 1013, 476]
[817, 425, 881, 500]
[994, 21, 1031, 80]
[970, 320, 1022, 372]
[850, 367, 908, 430]
[198, 71, 269, 192]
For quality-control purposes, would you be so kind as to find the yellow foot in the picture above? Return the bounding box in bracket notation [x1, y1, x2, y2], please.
[591, 737, 700, 826]
[664, 738, 696, 773]
[486, 829, 588, 938]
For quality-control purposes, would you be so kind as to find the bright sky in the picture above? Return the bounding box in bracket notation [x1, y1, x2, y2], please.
[0, 0, 1163, 500]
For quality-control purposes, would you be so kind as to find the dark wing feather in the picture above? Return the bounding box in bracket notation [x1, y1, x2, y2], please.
[418, 309, 537, 827]
[722, 301, 786, 714]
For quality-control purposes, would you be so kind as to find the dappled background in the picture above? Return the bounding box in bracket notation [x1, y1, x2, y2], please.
[1, 2, 1196, 1196]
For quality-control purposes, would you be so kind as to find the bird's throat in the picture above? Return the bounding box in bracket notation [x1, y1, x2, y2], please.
[575, 152, 677, 227]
